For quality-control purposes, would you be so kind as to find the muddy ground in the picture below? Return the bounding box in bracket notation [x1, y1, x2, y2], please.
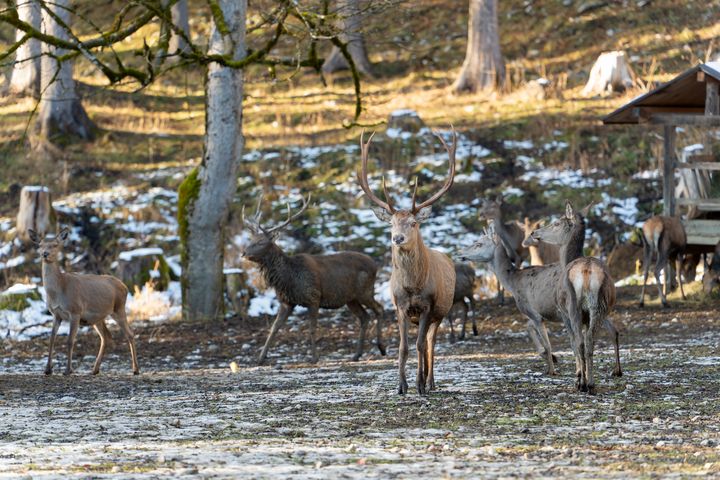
[0, 285, 719, 479]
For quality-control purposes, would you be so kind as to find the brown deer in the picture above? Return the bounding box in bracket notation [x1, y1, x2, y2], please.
[28, 228, 139, 376]
[638, 215, 687, 308]
[446, 262, 477, 343]
[358, 128, 457, 395]
[702, 240, 720, 294]
[518, 217, 559, 266]
[241, 195, 386, 364]
[527, 209, 618, 394]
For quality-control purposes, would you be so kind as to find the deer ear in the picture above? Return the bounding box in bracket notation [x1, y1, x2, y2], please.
[58, 227, 70, 242]
[565, 201, 574, 220]
[415, 206, 432, 223]
[494, 195, 504, 205]
[371, 206, 393, 223]
[28, 229, 40, 245]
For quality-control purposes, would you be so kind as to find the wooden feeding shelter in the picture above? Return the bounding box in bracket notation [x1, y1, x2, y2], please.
[603, 62, 720, 252]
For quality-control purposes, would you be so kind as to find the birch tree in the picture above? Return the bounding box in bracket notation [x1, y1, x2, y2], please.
[169, 0, 190, 57]
[8, 0, 41, 96]
[322, 0, 373, 76]
[453, 0, 505, 93]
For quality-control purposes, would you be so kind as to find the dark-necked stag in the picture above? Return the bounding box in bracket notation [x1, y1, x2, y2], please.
[242, 195, 386, 364]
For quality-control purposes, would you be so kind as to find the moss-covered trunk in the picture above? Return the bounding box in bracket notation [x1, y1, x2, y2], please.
[179, 0, 246, 322]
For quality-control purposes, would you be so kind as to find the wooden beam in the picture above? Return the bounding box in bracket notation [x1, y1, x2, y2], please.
[676, 198, 720, 210]
[645, 114, 720, 125]
[631, 106, 704, 120]
[706, 78, 720, 116]
[676, 162, 720, 170]
[697, 71, 706, 82]
[663, 124, 676, 216]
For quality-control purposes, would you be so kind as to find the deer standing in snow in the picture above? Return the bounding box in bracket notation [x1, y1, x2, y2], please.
[242, 195, 386, 364]
[358, 128, 457, 395]
[29, 228, 139, 376]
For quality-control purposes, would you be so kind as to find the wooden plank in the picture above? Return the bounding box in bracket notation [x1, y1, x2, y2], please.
[631, 106, 704, 119]
[698, 71, 706, 82]
[676, 162, 720, 170]
[676, 198, 720, 210]
[645, 114, 720, 126]
[663, 125, 676, 216]
[683, 219, 720, 246]
[687, 154, 715, 163]
[706, 78, 720, 116]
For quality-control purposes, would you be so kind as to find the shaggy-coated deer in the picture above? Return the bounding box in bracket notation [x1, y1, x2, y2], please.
[358, 128, 457, 395]
[528, 210, 617, 394]
[458, 202, 622, 379]
[478, 195, 526, 305]
[446, 262, 477, 343]
[638, 215, 687, 308]
[28, 228, 139, 376]
[518, 217, 559, 266]
[702, 240, 720, 294]
[242, 195, 386, 364]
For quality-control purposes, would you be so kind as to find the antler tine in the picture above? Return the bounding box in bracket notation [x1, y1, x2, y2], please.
[254, 194, 263, 222]
[410, 176, 419, 212]
[413, 126, 457, 213]
[265, 193, 312, 235]
[357, 130, 395, 213]
[580, 199, 596, 217]
[241, 203, 260, 234]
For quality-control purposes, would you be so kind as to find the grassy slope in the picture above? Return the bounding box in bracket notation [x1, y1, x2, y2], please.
[0, 0, 719, 212]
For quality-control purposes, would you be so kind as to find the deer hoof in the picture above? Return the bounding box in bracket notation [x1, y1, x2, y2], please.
[351, 354, 361, 362]
[472, 327, 478, 336]
[587, 385, 597, 395]
[662, 302, 670, 309]
[133, 369, 140, 376]
[398, 380, 408, 395]
[63, 368, 73, 376]
[44, 367, 52, 375]
[612, 368, 623, 378]
[638, 301, 645, 308]
[92, 369, 100, 375]
[416, 381, 427, 395]
[552, 354, 560, 366]
[378, 344, 387, 356]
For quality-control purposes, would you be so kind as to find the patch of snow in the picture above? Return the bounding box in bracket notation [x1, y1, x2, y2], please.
[1, 283, 37, 296]
[118, 247, 164, 262]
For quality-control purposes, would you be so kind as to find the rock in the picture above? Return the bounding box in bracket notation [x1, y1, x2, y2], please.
[387, 109, 425, 134]
[115, 248, 170, 291]
[577, 1, 607, 14]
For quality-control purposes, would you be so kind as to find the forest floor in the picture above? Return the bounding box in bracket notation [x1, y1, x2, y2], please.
[1, 285, 719, 479]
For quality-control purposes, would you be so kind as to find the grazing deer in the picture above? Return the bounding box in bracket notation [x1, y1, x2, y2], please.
[638, 215, 687, 308]
[478, 195, 527, 305]
[518, 217, 559, 266]
[458, 202, 622, 379]
[702, 240, 720, 294]
[358, 128, 457, 395]
[527, 206, 618, 394]
[242, 195, 386, 364]
[446, 262, 477, 343]
[28, 228, 139, 376]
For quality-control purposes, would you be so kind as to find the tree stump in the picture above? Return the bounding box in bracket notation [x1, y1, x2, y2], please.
[115, 248, 170, 291]
[224, 268, 254, 314]
[582, 51, 635, 96]
[16, 186, 56, 244]
[387, 109, 425, 134]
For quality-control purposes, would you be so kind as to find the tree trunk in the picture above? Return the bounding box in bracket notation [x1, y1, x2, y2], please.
[180, 0, 246, 322]
[453, 0, 505, 94]
[38, 0, 94, 141]
[169, 0, 191, 57]
[581, 51, 635, 96]
[16, 186, 56, 244]
[8, 0, 41, 97]
[322, 0, 373, 77]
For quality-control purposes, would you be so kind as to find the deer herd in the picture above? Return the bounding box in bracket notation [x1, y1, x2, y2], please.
[24, 127, 717, 397]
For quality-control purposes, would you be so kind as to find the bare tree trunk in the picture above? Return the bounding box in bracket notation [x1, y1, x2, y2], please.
[322, 0, 373, 77]
[169, 0, 190, 57]
[16, 186, 56, 244]
[453, 0, 505, 94]
[180, 0, 246, 322]
[8, 0, 41, 97]
[38, 0, 94, 141]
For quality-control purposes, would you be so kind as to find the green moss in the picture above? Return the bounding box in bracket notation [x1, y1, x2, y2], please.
[177, 166, 201, 305]
[0, 291, 41, 311]
[207, 0, 230, 36]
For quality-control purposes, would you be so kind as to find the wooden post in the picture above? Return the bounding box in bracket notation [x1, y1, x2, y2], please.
[663, 125, 676, 216]
[705, 78, 720, 116]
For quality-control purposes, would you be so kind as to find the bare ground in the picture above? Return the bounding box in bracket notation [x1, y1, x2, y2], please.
[1, 286, 719, 479]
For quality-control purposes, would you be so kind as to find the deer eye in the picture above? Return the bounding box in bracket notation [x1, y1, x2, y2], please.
[410, 221, 417, 228]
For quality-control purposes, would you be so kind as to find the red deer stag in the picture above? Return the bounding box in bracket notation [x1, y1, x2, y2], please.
[242, 195, 386, 364]
[358, 128, 457, 395]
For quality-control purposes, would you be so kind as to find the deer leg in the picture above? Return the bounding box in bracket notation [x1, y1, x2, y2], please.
[347, 301, 368, 361]
[497, 283, 505, 306]
[459, 300, 469, 341]
[64, 316, 80, 376]
[603, 318, 623, 377]
[91, 321, 110, 375]
[654, 250, 669, 307]
[367, 299, 386, 356]
[584, 313, 603, 395]
[415, 310, 431, 395]
[113, 309, 139, 375]
[397, 310, 409, 395]
[45, 313, 62, 375]
[469, 297, 478, 336]
[538, 321, 559, 367]
[526, 319, 546, 358]
[447, 304, 457, 344]
[676, 255, 687, 300]
[308, 305, 320, 363]
[520, 307, 556, 375]
[639, 245, 652, 307]
[425, 321, 440, 391]
[258, 303, 293, 365]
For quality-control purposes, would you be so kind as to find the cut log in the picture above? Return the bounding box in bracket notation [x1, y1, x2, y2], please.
[16, 186, 56, 244]
[582, 51, 635, 96]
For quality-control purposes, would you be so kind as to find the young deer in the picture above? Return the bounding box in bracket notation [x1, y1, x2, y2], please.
[29, 228, 139, 376]
[528, 204, 618, 394]
[446, 262, 477, 343]
[242, 195, 386, 364]
[478, 195, 527, 305]
[638, 215, 687, 308]
[358, 128, 457, 395]
[518, 217, 559, 266]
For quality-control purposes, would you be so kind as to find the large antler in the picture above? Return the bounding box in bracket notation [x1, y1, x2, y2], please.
[241, 195, 264, 234]
[357, 131, 395, 214]
[412, 126, 457, 213]
[263, 194, 312, 235]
